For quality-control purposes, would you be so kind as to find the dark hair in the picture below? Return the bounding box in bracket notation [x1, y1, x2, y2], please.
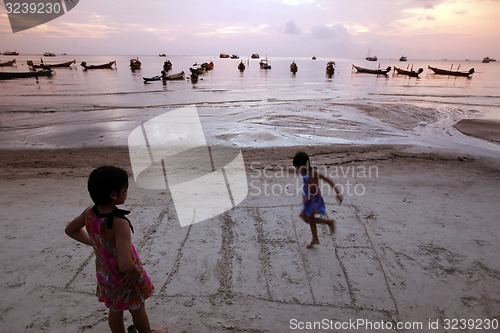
[88, 166, 129, 205]
[293, 151, 310, 168]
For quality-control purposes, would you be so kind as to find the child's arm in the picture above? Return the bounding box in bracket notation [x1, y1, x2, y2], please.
[318, 172, 344, 204]
[114, 218, 141, 288]
[65, 209, 92, 246]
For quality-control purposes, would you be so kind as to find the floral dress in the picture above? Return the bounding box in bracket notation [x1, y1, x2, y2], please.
[301, 174, 326, 217]
[85, 206, 154, 311]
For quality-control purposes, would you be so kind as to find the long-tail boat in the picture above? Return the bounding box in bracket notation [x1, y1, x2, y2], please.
[80, 60, 116, 70]
[163, 60, 172, 71]
[27, 59, 75, 69]
[0, 69, 53, 80]
[427, 65, 474, 77]
[201, 61, 214, 71]
[3, 51, 19, 56]
[143, 70, 185, 82]
[238, 61, 245, 71]
[0, 59, 16, 67]
[189, 67, 204, 75]
[326, 61, 335, 76]
[394, 66, 423, 77]
[130, 58, 141, 70]
[165, 71, 185, 80]
[143, 75, 162, 82]
[259, 58, 271, 69]
[353, 64, 391, 75]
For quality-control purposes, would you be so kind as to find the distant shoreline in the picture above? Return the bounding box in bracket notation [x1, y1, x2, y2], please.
[0, 53, 490, 62]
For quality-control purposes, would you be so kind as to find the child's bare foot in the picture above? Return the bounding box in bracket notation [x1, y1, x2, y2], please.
[328, 220, 335, 235]
[306, 239, 320, 248]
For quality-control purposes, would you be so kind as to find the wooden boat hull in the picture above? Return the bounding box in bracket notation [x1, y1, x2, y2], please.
[165, 71, 185, 80]
[428, 65, 474, 77]
[353, 65, 391, 75]
[144, 70, 185, 82]
[80, 61, 116, 69]
[44, 60, 76, 68]
[0, 69, 53, 80]
[143, 76, 162, 82]
[394, 66, 423, 77]
[0, 59, 16, 67]
[28, 60, 75, 69]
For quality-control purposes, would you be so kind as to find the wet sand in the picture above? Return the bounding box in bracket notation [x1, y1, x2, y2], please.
[1, 144, 499, 332]
[454, 119, 500, 143]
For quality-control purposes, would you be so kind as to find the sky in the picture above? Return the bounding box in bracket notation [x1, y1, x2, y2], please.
[1, 0, 499, 60]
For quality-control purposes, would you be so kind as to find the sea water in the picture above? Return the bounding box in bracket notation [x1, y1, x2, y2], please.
[0, 55, 499, 153]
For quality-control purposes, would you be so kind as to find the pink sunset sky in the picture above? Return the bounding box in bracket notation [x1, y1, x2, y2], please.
[1, 0, 499, 60]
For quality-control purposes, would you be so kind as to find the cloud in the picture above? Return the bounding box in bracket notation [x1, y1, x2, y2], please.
[280, 20, 301, 35]
[310, 23, 350, 41]
[1, 0, 499, 59]
[194, 23, 270, 39]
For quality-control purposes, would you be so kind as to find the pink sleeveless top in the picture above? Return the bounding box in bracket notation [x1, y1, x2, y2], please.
[85, 206, 154, 311]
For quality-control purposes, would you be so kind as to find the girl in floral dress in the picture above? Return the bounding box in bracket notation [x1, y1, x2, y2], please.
[65, 166, 167, 333]
[293, 151, 343, 248]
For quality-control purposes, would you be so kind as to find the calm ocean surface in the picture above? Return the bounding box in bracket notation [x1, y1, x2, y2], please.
[0, 54, 499, 152]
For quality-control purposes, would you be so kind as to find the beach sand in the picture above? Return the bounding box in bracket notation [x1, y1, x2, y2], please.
[454, 119, 500, 143]
[1, 140, 499, 332]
